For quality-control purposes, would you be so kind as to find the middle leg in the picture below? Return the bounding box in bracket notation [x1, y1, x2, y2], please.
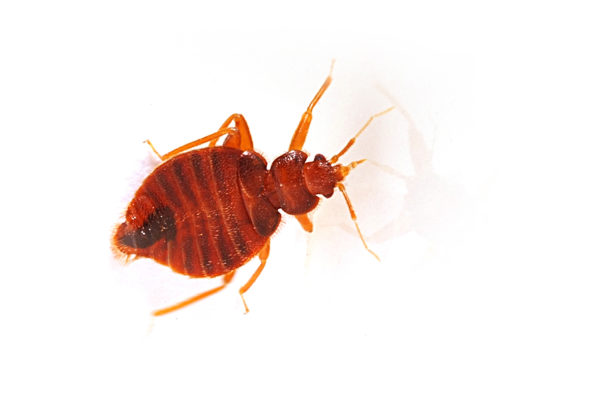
[239, 240, 270, 313]
[146, 127, 239, 161]
[146, 113, 254, 161]
[212, 113, 254, 150]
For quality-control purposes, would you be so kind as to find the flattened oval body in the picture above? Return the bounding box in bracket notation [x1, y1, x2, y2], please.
[114, 146, 281, 278]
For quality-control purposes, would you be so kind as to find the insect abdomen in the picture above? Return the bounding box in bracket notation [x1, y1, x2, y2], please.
[115, 147, 276, 278]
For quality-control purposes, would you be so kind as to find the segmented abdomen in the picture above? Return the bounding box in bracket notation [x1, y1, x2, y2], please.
[121, 147, 273, 278]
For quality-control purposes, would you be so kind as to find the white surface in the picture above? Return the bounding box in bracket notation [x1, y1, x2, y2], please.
[1, 1, 600, 392]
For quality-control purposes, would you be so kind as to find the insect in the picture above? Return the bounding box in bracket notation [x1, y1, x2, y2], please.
[113, 63, 393, 316]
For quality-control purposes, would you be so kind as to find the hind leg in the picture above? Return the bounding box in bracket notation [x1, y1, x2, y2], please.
[152, 271, 236, 316]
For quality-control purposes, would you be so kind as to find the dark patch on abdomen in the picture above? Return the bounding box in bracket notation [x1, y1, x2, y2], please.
[118, 206, 176, 249]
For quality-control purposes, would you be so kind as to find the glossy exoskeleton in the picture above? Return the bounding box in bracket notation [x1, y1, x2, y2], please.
[113, 63, 393, 316]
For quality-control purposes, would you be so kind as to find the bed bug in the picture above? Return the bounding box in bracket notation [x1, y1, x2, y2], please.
[113, 63, 393, 316]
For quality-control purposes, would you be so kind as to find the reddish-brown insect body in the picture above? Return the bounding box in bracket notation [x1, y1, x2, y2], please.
[114, 148, 342, 277]
[113, 63, 393, 316]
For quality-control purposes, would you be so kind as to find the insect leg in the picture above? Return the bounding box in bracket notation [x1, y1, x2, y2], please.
[288, 61, 335, 151]
[336, 183, 380, 262]
[152, 271, 236, 316]
[295, 213, 313, 232]
[145, 127, 239, 161]
[239, 240, 270, 313]
[210, 113, 254, 150]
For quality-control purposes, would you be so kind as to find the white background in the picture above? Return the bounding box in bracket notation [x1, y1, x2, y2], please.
[1, 1, 600, 392]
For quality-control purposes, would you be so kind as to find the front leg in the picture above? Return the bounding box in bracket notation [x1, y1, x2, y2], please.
[295, 213, 314, 232]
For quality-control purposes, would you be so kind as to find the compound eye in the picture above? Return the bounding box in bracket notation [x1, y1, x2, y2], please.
[314, 154, 327, 162]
